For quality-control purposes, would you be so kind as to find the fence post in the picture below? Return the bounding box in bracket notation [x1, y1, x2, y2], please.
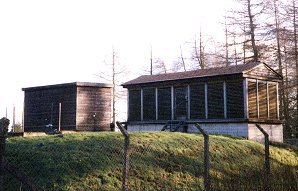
[255, 124, 270, 191]
[195, 123, 210, 191]
[0, 117, 10, 191]
[116, 122, 130, 191]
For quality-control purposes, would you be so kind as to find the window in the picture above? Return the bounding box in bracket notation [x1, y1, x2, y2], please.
[128, 89, 141, 121]
[226, 80, 244, 118]
[158, 87, 172, 120]
[143, 88, 156, 120]
[258, 81, 268, 119]
[189, 84, 205, 119]
[208, 82, 224, 119]
[174, 87, 188, 120]
[268, 83, 278, 119]
[248, 80, 257, 118]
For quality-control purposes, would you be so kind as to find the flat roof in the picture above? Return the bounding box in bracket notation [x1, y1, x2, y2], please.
[22, 82, 113, 91]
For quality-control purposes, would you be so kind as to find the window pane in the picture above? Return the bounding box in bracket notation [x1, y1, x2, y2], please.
[143, 88, 156, 120]
[174, 87, 188, 120]
[128, 89, 141, 121]
[158, 87, 172, 120]
[248, 81, 257, 118]
[208, 82, 224, 119]
[190, 84, 205, 119]
[226, 80, 244, 118]
[268, 83, 277, 119]
[258, 81, 268, 119]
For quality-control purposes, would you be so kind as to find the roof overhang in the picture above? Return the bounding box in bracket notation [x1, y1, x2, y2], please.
[22, 82, 113, 91]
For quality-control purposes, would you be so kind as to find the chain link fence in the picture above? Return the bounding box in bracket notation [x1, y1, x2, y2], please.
[0, 119, 297, 191]
[117, 122, 298, 191]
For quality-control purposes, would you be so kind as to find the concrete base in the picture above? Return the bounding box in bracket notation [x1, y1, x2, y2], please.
[128, 124, 164, 132]
[127, 123, 283, 143]
[248, 124, 283, 143]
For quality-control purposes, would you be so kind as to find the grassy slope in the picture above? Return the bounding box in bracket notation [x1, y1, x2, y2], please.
[4, 132, 298, 191]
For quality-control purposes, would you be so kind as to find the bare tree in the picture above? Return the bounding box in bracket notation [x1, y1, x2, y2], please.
[193, 29, 206, 69]
[96, 47, 127, 126]
[172, 45, 187, 72]
[225, 18, 229, 66]
[179, 45, 187, 71]
[154, 58, 167, 74]
[246, 0, 259, 61]
[225, 0, 268, 63]
[292, 0, 298, 126]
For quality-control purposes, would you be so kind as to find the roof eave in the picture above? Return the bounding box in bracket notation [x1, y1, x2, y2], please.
[122, 72, 244, 88]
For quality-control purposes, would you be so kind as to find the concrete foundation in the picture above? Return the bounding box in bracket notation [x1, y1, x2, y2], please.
[127, 123, 283, 143]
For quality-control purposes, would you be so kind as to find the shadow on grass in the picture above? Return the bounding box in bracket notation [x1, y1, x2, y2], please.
[3, 132, 298, 191]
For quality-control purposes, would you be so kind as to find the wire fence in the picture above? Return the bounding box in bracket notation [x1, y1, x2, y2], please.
[0, 118, 297, 191]
[116, 122, 298, 191]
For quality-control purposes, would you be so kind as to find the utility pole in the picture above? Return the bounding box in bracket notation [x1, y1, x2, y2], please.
[12, 105, 15, 132]
[112, 47, 116, 126]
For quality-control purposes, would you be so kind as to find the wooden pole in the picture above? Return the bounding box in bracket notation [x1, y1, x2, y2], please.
[255, 124, 270, 191]
[195, 123, 210, 191]
[116, 122, 130, 191]
[0, 117, 9, 191]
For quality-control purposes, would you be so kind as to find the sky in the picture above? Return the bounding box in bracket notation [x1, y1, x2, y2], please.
[0, 0, 234, 123]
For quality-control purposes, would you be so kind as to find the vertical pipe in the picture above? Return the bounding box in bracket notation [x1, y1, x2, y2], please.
[256, 79, 259, 118]
[243, 79, 248, 118]
[141, 89, 143, 121]
[223, 81, 227, 119]
[171, 86, 174, 120]
[150, 44, 153, 75]
[187, 85, 190, 120]
[276, 82, 280, 119]
[58, 102, 62, 132]
[205, 83, 208, 119]
[156, 88, 158, 120]
[266, 82, 270, 118]
[127, 90, 130, 122]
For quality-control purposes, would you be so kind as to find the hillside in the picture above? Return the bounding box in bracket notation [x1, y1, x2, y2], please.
[4, 132, 298, 191]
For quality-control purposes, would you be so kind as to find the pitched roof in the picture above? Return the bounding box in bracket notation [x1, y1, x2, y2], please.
[123, 62, 269, 86]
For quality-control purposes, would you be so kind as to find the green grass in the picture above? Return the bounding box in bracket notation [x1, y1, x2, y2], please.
[4, 132, 298, 191]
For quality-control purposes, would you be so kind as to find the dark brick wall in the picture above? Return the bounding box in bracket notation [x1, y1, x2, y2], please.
[24, 83, 112, 132]
[76, 86, 112, 131]
[24, 86, 77, 132]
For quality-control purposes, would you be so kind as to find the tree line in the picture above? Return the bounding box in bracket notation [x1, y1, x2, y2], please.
[148, 0, 297, 138]
[102, 0, 297, 138]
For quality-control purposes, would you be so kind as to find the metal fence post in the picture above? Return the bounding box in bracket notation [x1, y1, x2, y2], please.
[0, 117, 10, 191]
[195, 123, 210, 191]
[255, 124, 270, 191]
[116, 122, 130, 191]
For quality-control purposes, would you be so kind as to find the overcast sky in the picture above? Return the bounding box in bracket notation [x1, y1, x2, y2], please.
[0, 0, 234, 122]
